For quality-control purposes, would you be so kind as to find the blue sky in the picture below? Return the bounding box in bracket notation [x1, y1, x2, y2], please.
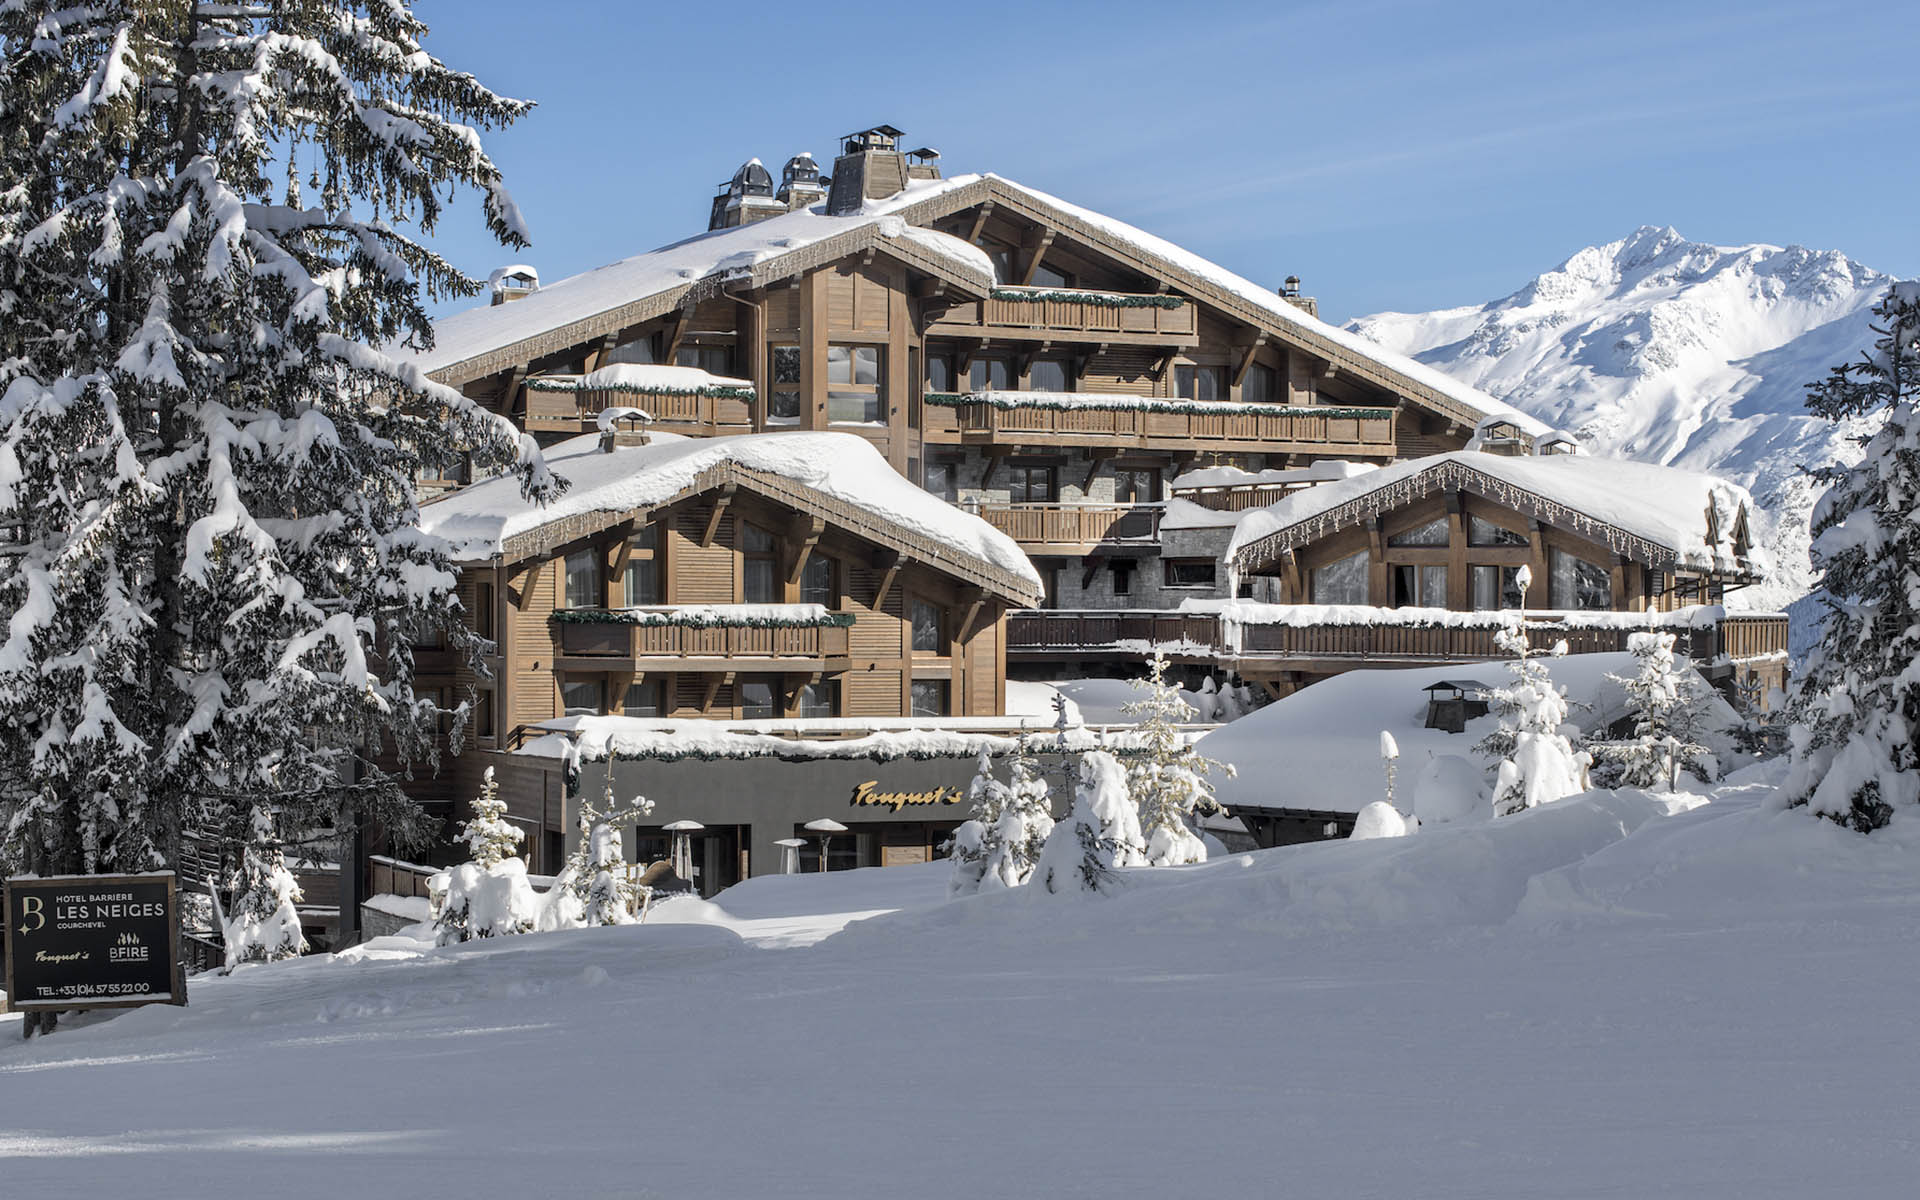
[415, 0, 1917, 324]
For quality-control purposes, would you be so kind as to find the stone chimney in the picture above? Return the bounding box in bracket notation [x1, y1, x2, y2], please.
[598, 409, 652, 452]
[1278, 275, 1318, 318]
[708, 158, 785, 231]
[776, 152, 828, 211]
[826, 125, 909, 216]
[488, 265, 538, 305]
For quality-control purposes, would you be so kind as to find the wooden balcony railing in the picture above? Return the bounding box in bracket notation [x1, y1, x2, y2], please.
[1167, 482, 1308, 512]
[929, 288, 1199, 345]
[1006, 610, 1222, 657]
[971, 502, 1161, 548]
[525, 386, 754, 433]
[557, 616, 851, 663]
[939, 398, 1397, 456]
[1717, 614, 1790, 662]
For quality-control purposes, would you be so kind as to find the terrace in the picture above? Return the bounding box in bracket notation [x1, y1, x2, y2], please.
[923, 392, 1398, 456]
[926, 286, 1199, 346]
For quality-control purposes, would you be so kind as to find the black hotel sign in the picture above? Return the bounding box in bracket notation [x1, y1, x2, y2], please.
[3, 873, 186, 1011]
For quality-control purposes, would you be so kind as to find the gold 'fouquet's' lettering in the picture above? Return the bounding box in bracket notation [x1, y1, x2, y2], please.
[849, 780, 963, 813]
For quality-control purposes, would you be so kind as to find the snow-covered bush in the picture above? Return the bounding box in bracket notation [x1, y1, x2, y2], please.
[1599, 630, 1716, 790]
[1350, 801, 1411, 840]
[1124, 653, 1235, 866]
[1781, 283, 1920, 832]
[222, 807, 307, 967]
[1035, 751, 1145, 895]
[1477, 571, 1588, 815]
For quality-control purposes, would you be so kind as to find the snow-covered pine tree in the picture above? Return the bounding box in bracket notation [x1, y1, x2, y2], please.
[0, 5, 558, 887]
[552, 779, 654, 926]
[979, 737, 1054, 891]
[434, 765, 536, 944]
[1781, 283, 1920, 832]
[461, 767, 523, 868]
[1604, 629, 1715, 790]
[1034, 750, 1144, 895]
[1476, 570, 1586, 815]
[1123, 653, 1233, 866]
[221, 805, 306, 967]
[947, 749, 1005, 896]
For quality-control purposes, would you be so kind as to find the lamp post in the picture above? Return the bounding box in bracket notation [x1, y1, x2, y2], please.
[803, 818, 848, 872]
[661, 819, 704, 881]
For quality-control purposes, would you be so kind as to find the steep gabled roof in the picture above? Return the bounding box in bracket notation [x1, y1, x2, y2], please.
[1225, 450, 1767, 580]
[419, 431, 1044, 607]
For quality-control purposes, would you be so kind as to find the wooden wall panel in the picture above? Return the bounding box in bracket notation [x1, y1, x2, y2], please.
[1079, 346, 1160, 396]
[765, 286, 799, 333]
[672, 504, 736, 602]
[846, 669, 902, 717]
[827, 270, 856, 330]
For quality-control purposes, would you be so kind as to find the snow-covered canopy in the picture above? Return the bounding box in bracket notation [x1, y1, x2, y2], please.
[418, 431, 1043, 604]
[1227, 451, 1767, 579]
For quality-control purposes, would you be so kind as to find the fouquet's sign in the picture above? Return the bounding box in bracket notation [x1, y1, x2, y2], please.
[848, 780, 964, 813]
[3, 873, 186, 1012]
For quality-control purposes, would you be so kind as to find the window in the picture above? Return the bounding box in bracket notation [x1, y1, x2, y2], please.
[560, 677, 605, 717]
[675, 344, 733, 376]
[1549, 549, 1612, 611]
[1468, 515, 1528, 547]
[1028, 260, 1069, 289]
[742, 523, 778, 603]
[796, 680, 838, 718]
[911, 599, 944, 654]
[989, 247, 1016, 283]
[801, 553, 837, 607]
[1388, 517, 1449, 547]
[624, 525, 659, 606]
[1242, 362, 1277, 405]
[1163, 558, 1217, 589]
[769, 345, 802, 421]
[910, 679, 948, 718]
[1006, 464, 1055, 504]
[475, 689, 496, 740]
[1471, 564, 1526, 611]
[926, 352, 953, 394]
[623, 679, 661, 718]
[969, 357, 1011, 393]
[827, 344, 883, 423]
[924, 460, 958, 501]
[1311, 549, 1369, 605]
[473, 583, 495, 642]
[1175, 364, 1225, 403]
[1111, 559, 1135, 596]
[1028, 359, 1072, 393]
[739, 677, 778, 719]
[563, 548, 601, 608]
[1113, 468, 1159, 504]
[604, 336, 655, 366]
[1393, 564, 1448, 608]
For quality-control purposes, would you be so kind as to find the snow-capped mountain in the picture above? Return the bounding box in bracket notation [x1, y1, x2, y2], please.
[1348, 226, 1896, 611]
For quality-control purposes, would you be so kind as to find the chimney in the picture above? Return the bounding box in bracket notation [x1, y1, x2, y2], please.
[1278, 275, 1318, 318]
[488, 265, 538, 305]
[826, 124, 909, 215]
[708, 158, 785, 231]
[776, 153, 828, 211]
[598, 408, 653, 452]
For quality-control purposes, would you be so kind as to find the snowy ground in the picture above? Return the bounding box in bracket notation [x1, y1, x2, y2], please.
[4, 765, 1916, 1198]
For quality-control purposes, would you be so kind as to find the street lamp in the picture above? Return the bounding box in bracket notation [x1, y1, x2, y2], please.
[803, 818, 848, 872]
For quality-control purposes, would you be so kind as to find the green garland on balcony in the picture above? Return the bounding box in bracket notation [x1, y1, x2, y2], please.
[525, 375, 758, 401]
[552, 608, 858, 629]
[922, 392, 1393, 420]
[989, 286, 1187, 310]
[559, 737, 1151, 794]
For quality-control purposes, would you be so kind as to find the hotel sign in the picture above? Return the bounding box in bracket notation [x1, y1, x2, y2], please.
[848, 780, 964, 813]
[3, 873, 186, 1012]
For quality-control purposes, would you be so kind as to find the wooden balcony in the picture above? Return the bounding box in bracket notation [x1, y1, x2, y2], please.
[928, 288, 1199, 346]
[1167, 481, 1307, 512]
[555, 615, 851, 671]
[1006, 610, 1222, 660]
[937, 397, 1397, 456]
[972, 502, 1161, 552]
[524, 385, 754, 436]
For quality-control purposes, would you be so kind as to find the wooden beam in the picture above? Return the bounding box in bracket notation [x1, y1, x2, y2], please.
[871, 549, 902, 609]
[662, 308, 690, 365]
[1080, 554, 1108, 591]
[701, 670, 733, 713]
[512, 559, 543, 611]
[954, 338, 983, 378]
[700, 483, 737, 548]
[1150, 351, 1175, 384]
[1018, 228, 1057, 286]
[964, 202, 995, 246]
[785, 513, 825, 585]
[979, 451, 1005, 488]
[502, 364, 528, 419]
[913, 278, 950, 300]
[954, 588, 986, 645]
[1232, 332, 1269, 389]
[1280, 548, 1302, 603]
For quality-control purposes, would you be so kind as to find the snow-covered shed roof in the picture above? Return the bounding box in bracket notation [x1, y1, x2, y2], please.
[1225, 451, 1767, 579]
[418, 431, 1044, 606]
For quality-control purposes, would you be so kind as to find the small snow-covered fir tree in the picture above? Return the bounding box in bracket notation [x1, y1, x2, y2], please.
[462, 768, 524, 868]
[1781, 283, 1920, 831]
[551, 779, 655, 927]
[948, 749, 1007, 896]
[222, 806, 306, 967]
[979, 739, 1054, 891]
[1604, 629, 1715, 790]
[1034, 751, 1144, 895]
[0, 5, 559, 893]
[435, 768, 536, 944]
[1123, 653, 1233, 866]
[1476, 571, 1586, 815]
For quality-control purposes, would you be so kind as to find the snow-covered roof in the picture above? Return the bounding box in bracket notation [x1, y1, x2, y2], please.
[530, 363, 756, 395]
[1226, 451, 1767, 578]
[1170, 461, 1378, 491]
[418, 430, 1043, 604]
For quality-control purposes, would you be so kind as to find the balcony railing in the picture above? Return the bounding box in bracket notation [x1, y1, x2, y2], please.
[1006, 610, 1222, 657]
[929, 287, 1199, 345]
[525, 385, 754, 434]
[970, 502, 1161, 548]
[932, 395, 1397, 455]
[556, 614, 851, 664]
[1167, 481, 1310, 512]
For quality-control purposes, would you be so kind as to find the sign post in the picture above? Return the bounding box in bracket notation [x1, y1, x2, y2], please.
[3, 873, 187, 1016]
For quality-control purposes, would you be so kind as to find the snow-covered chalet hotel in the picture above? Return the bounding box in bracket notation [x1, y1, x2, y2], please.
[379, 124, 1788, 894]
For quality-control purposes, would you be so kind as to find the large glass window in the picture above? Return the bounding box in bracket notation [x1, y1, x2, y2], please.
[1113, 468, 1159, 504]
[924, 460, 958, 501]
[911, 599, 944, 654]
[969, 358, 1011, 393]
[560, 677, 605, 717]
[1393, 564, 1449, 608]
[605, 336, 655, 366]
[564, 548, 601, 608]
[1388, 517, 1449, 547]
[1550, 549, 1612, 611]
[473, 582, 495, 642]
[739, 677, 779, 719]
[624, 525, 659, 606]
[1028, 359, 1072, 393]
[1242, 362, 1277, 404]
[742, 523, 778, 603]
[769, 345, 802, 421]
[1006, 465, 1055, 504]
[1468, 515, 1528, 547]
[801, 553, 837, 607]
[1311, 549, 1369, 605]
[828, 344, 883, 423]
[1175, 364, 1225, 403]
[910, 679, 948, 718]
[624, 679, 661, 718]
[926, 353, 953, 394]
[1163, 558, 1217, 588]
[797, 680, 838, 718]
[675, 344, 734, 376]
[1471, 564, 1526, 610]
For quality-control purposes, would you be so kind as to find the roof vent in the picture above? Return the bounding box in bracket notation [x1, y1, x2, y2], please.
[708, 158, 785, 230]
[776, 152, 828, 212]
[827, 124, 909, 215]
[597, 407, 653, 452]
[904, 146, 942, 182]
[488, 264, 538, 305]
[1278, 275, 1318, 318]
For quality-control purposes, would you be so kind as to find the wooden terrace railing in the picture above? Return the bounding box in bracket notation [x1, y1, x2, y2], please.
[524, 386, 754, 434]
[929, 289, 1199, 345]
[947, 401, 1397, 456]
[557, 617, 852, 663]
[1167, 481, 1310, 512]
[971, 502, 1161, 548]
